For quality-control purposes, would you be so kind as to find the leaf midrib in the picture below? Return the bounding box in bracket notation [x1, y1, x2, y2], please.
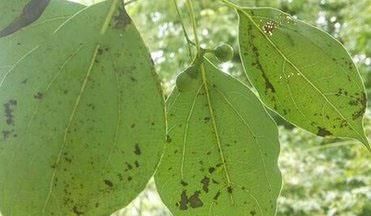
[213, 88, 273, 195]
[239, 9, 367, 144]
[200, 62, 235, 203]
[249, 14, 363, 92]
[42, 0, 122, 212]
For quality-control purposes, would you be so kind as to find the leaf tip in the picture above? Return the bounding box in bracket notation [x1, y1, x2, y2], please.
[358, 135, 370, 152]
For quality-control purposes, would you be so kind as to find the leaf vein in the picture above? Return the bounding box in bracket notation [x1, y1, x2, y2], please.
[240, 9, 366, 143]
[41, 44, 100, 213]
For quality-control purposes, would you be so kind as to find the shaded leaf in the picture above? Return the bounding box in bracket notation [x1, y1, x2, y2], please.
[0, 0, 50, 37]
[0, 0, 165, 215]
[0, 0, 28, 29]
[156, 58, 281, 216]
[0, 0, 84, 66]
[237, 7, 369, 148]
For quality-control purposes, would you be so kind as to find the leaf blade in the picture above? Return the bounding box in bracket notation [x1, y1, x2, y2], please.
[0, 1, 165, 215]
[237, 7, 369, 148]
[156, 59, 281, 216]
[0, 0, 51, 37]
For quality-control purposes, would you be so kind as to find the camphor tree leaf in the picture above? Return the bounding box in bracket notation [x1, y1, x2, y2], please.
[156, 58, 281, 216]
[0, 0, 29, 30]
[235, 6, 369, 149]
[0, 0, 84, 66]
[0, 0, 51, 37]
[0, 0, 165, 215]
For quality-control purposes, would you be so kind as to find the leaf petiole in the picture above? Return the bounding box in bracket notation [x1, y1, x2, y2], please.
[220, 0, 241, 10]
[186, 0, 200, 53]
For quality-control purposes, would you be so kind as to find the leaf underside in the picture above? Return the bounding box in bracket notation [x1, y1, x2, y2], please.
[0, 0, 165, 215]
[238, 7, 369, 148]
[0, 0, 29, 30]
[0, 0, 84, 62]
[0, 0, 51, 37]
[156, 59, 281, 216]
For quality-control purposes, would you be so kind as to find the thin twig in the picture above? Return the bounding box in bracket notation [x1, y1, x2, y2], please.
[186, 0, 200, 53]
[172, 0, 194, 60]
[124, 0, 138, 6]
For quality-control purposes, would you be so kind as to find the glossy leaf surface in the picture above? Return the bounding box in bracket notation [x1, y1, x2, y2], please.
[156, 59, 281, 216]
[0, 0, 165, 215]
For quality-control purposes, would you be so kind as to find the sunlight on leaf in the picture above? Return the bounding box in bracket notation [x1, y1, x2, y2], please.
[237, 7, 369, 149]
[0, 0, 165, 215]
[156, 58, 281, 216]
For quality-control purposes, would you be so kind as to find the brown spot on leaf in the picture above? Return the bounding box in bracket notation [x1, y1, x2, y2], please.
[34, 92, 43, 100]
[340, 120, 348, 128]
[213, 190, 221, 200]
[317, 127, 332, 137]
[352, 109, 365, 120]
[181, 180, 188, 186]
[212, 178, 219, 184]
[104, 179, 113, 187]
[125, 162, 133, 170]
[208, 167, 215, 174]
[2, 130, 12, 140]
[72, 206, 84, 216]
[4, 100, 17, 125]
[178, 190, 188, 210]
[97, 48, 104, 55]
[249, 39, 276, 94]
[189, 191, 203, 208]
[351, 93, 367, 120]
[134, 143, 141, 155]
[166, 135, 172, 143]
[177, 190, 203, 210]
[132, 161, 138, 168]
[201, 177, 210, 193]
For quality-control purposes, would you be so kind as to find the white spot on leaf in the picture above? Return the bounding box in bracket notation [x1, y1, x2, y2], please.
[262, 20, 277, 36]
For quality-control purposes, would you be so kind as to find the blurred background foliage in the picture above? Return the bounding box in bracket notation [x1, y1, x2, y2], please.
[74, 0, 370, 215]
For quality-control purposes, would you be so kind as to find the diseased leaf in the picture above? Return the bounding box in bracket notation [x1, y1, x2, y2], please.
[0, 0, 51, 37]
[237, 7, 369, 148]
[0, 0, 165, 215]
[156, 58, 281, 216]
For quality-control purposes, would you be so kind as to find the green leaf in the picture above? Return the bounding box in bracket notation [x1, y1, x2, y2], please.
[0, 0, 51, 37]
[0, 0, 165, 215]
[237, 7, 369, 148]
[156, 58, 281, 216]
[0, 0, 28, 29]
[0, 0, 84, 65]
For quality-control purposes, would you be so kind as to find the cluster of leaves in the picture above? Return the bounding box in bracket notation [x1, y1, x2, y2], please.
[0, 0, 369, 216]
